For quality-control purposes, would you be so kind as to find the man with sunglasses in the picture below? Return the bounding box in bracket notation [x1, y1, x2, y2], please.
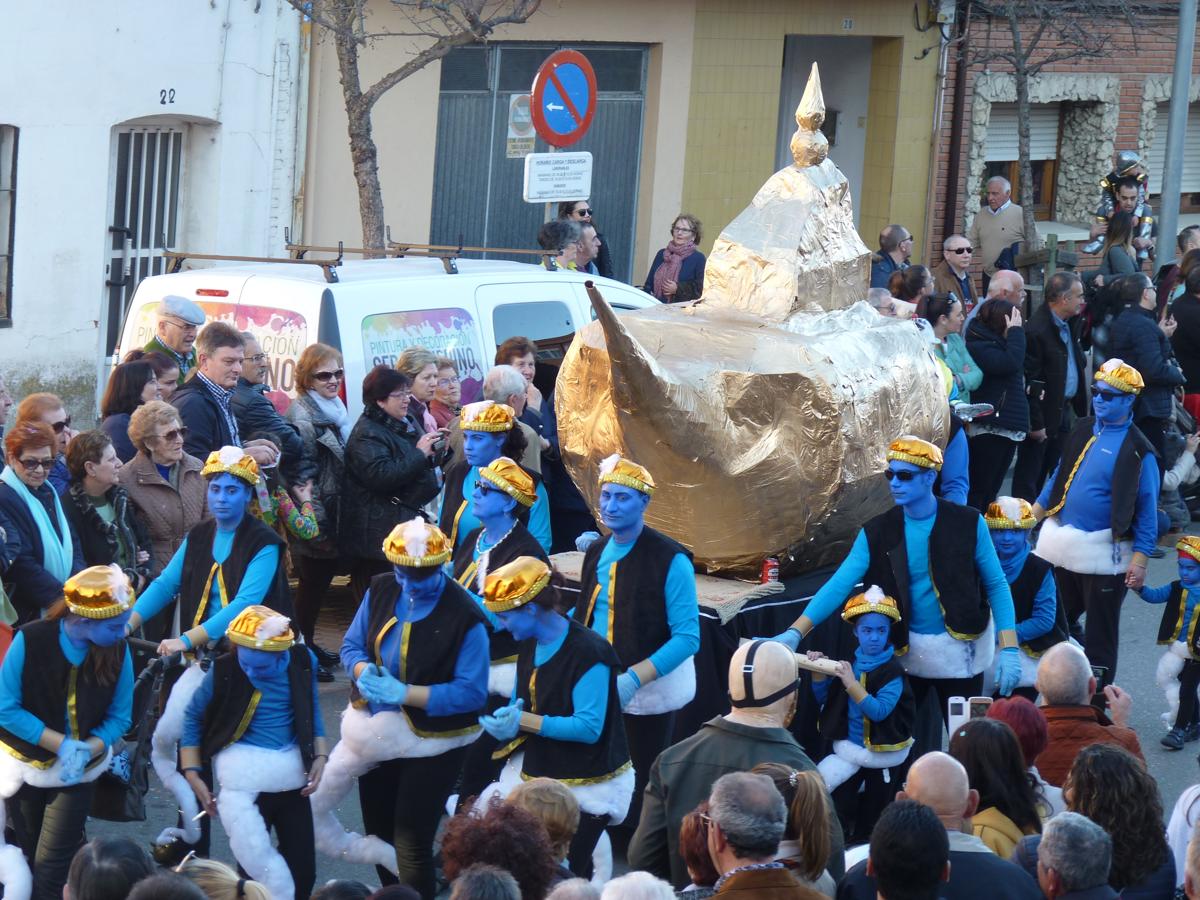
[145, 295, 205, 386]
[1032, 359, 1159, 685]
[231, 332, 307, 490]
[932, 235, 979, 314]
[770, 436, 1019, 758]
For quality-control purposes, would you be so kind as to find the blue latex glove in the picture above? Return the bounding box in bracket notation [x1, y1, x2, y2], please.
[762, 629, 802, 652]
[996, 647, 1021, 697]
[575, 531, 601, 552]
[617, 672, 641, 709]
[57, 739, 91, 786]
[357, 664, 407, 706]
[479, 698, 524, 742]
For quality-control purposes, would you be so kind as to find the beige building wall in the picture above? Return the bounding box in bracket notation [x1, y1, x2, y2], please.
[302, 0, 697, 281]
[682, 0, 940, 261]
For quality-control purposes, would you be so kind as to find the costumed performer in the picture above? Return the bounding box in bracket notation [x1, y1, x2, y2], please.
[982, 497, 1068, 700]
[477, 555, 633, 882]
[438, 401, 550, 552]
[806, 585, 914, 846]
[574, 454, 699, 837]
[930, 354, 969, 506]
[128, 446, 292, 858]
[312, 518, 487, 899]
[1134, 535, 1200, 750]
[0, 564, 134, 900]
[449, 456, 548, 811]
[1032, 359, 1158, 684]
[770, 436, 1019, 759]
[1081, 151, 1154, 260]
[180, 605, 327, 900]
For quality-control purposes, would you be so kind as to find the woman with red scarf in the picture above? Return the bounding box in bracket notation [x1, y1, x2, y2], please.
[643, 214, 706, 304]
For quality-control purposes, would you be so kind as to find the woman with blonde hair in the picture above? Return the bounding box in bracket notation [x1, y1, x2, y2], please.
[396, 346, 441, 436]
[752, 763, 836, 897]
[177, 858, 270, 900]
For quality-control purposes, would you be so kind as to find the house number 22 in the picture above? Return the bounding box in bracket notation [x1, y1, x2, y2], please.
[160, 89, 176, 105]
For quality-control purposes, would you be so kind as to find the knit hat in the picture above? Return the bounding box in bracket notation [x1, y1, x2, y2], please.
[461, 400, 516, 433]
[482, 556, 552, 614]
[841, 585, 902, 623]
[984, 496, 1037, 531]
[1093, 358, 1144, 395]
[383, 518, 453, 567]
[886, 436, 943, 471]
[226, 605, 295, 652]
[63, 565, 135, 620]
[201, 446, 260, 486]
[598, 454, 655, 495]
[478, 456, 537, 508]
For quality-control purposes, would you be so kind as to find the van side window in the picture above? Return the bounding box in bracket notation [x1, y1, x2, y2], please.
[493, 301, 575, 344]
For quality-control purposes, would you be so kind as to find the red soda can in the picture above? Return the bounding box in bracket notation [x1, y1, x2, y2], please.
[761, 557, 780, 584]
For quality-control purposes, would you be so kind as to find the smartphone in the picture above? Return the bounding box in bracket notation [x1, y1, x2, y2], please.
[1090, 665, 1109, 711]
[947, 696, 968, 735]
[969, 696, 993, 719]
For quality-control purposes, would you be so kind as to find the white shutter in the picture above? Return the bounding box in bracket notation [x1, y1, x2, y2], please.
[1148, 104, 1200, 193]
[984, 103, 1060, 161]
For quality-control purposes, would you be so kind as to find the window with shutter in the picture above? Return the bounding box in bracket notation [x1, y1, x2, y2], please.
[1147, 103, 1200, 210]
[982, 103, 1062, 221]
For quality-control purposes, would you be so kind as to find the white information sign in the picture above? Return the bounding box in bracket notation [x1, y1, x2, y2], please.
[522, 151, 593, 203]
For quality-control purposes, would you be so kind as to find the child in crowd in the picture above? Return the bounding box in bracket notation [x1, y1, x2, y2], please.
[1136, 535, 1200, 750]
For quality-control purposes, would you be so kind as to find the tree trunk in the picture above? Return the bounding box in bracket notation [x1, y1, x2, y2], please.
[1006, 5, 1042, 252]
[332, 19, 387, 254]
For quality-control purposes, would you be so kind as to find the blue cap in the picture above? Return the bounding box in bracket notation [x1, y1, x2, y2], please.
[157, 295, 205, 326]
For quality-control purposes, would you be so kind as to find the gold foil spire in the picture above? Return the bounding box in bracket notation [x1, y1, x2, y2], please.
[791, 63, 828, 167]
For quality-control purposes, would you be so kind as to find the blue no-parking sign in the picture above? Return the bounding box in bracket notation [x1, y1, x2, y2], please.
[531, 50, 597, 148]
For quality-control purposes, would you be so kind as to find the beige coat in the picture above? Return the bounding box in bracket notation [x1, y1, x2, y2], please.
[118, 450, 207, 578]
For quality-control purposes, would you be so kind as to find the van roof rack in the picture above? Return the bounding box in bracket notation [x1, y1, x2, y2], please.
[164, 249, 343, 283]
[284, 228, 560, 275]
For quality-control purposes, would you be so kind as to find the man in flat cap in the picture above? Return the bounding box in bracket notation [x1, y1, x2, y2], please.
[146, 295, 205, 385]
[628, 639, 844, 889]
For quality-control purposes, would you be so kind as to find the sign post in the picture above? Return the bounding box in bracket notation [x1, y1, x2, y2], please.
[526, 50, 598, 216]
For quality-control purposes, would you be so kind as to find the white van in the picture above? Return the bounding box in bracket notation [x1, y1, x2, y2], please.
[115, 257, 657, 417]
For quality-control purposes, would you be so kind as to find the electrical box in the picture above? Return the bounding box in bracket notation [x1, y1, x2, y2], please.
[934, 0, 956, 24]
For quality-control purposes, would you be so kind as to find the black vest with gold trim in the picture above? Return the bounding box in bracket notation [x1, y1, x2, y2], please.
[350, 573, 487, 736]
[496, 619, 630, 783]
[0, 619, 123, 767]
[178, 517, 291, 632]
[451, 521, 548, 664]
[199, 646, 317, 768]
[438, 459, 542, 548]
[1009, 552, 1068, 655]
[576, 527, 693, 666]
[817, 656, 914, 752]
[1156, 581, 1200, 658]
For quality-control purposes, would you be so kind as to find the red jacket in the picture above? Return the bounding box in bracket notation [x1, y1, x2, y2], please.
[1034, 705, 1145, 787]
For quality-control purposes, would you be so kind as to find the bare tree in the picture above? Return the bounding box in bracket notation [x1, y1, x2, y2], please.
[964, 1, 1154, 250]
[284, 0, 542, 253]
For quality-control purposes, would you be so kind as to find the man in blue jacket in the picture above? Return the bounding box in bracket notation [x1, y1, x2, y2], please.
[230, 332, 307, 489]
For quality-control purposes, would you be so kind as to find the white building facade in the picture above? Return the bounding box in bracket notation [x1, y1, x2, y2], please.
[0, 0, 306, 417]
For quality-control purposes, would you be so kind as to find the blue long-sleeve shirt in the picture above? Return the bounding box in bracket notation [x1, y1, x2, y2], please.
[510, 627, 608, 743]
[1140, 580, 1200, 642]
[133, 530, 280, 640]
[443, 465, 551, 553]
[939, 426, 970, 505]
[1036, 419, 1160, 557]
[0, 623, 133, 750]
[590, 539, 700, 676]
[181, 649, 325, 752]
[811, 648, 903, 746]
[805, 510, 1015, 635]
[341, 578, 489, 717]
[999, 542, 1059, 645]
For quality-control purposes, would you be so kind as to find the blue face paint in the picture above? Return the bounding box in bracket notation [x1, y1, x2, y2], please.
[472, 479, 517, 525]
[237, 646, 289, 680]
[464, 431, 507, 468]
[990, 528, 1030, 561]
[206, 473, 253, 527]
[64, 611, 132, 649]
[885, 461, 937, 509]
[1092, 388, 1136, 425]
[497, 604, 540, 642]
[599, 484, 651, 539]
[1180, 557, 1200, 588]
[393, 566, 445, 602]
[853, 612, 892, 656]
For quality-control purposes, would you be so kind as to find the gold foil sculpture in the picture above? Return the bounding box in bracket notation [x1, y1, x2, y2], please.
[556, 63, 947, 578]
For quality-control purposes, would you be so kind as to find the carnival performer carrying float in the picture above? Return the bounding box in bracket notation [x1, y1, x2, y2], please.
[477, 555, 633, 882]
[438, 401, 551, 552]
[180, 605, 328, 900]
[127, 446, 292, 857]
[450, 456, 549, 810]
[0, 564, 134, 900]
[311, 519, 488, 899]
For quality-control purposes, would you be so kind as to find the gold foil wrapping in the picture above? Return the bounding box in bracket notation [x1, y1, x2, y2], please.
[555, 63, 948, 578]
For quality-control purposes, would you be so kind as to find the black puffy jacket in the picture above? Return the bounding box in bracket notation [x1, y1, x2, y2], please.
[231, 379, 308, 485]
[1111, 303, 1185, 420]
[339, 404, 439, 561]
[965, 317, 1030, 434]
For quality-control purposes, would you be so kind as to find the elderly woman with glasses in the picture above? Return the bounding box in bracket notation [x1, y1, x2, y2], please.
[0, 421, 84, 622]
[286, 343, 351, 676]
[643, 214, 706, 304]
[430, 356, 462, 429]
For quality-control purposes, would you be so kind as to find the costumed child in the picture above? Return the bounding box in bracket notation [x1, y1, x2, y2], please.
[438, 401, 551, 552]
[310, 518, 488, 899]
[807, 585, 914, 846]
[477, 556, 633, 883]
[983, 497, 1069, 700]
[1135, 535, 1200, 750]
[449, 456, 548, 810]
[0, 564, 134, 900]
[127, 446, 292, 859]
[180, 605, 328, 900]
